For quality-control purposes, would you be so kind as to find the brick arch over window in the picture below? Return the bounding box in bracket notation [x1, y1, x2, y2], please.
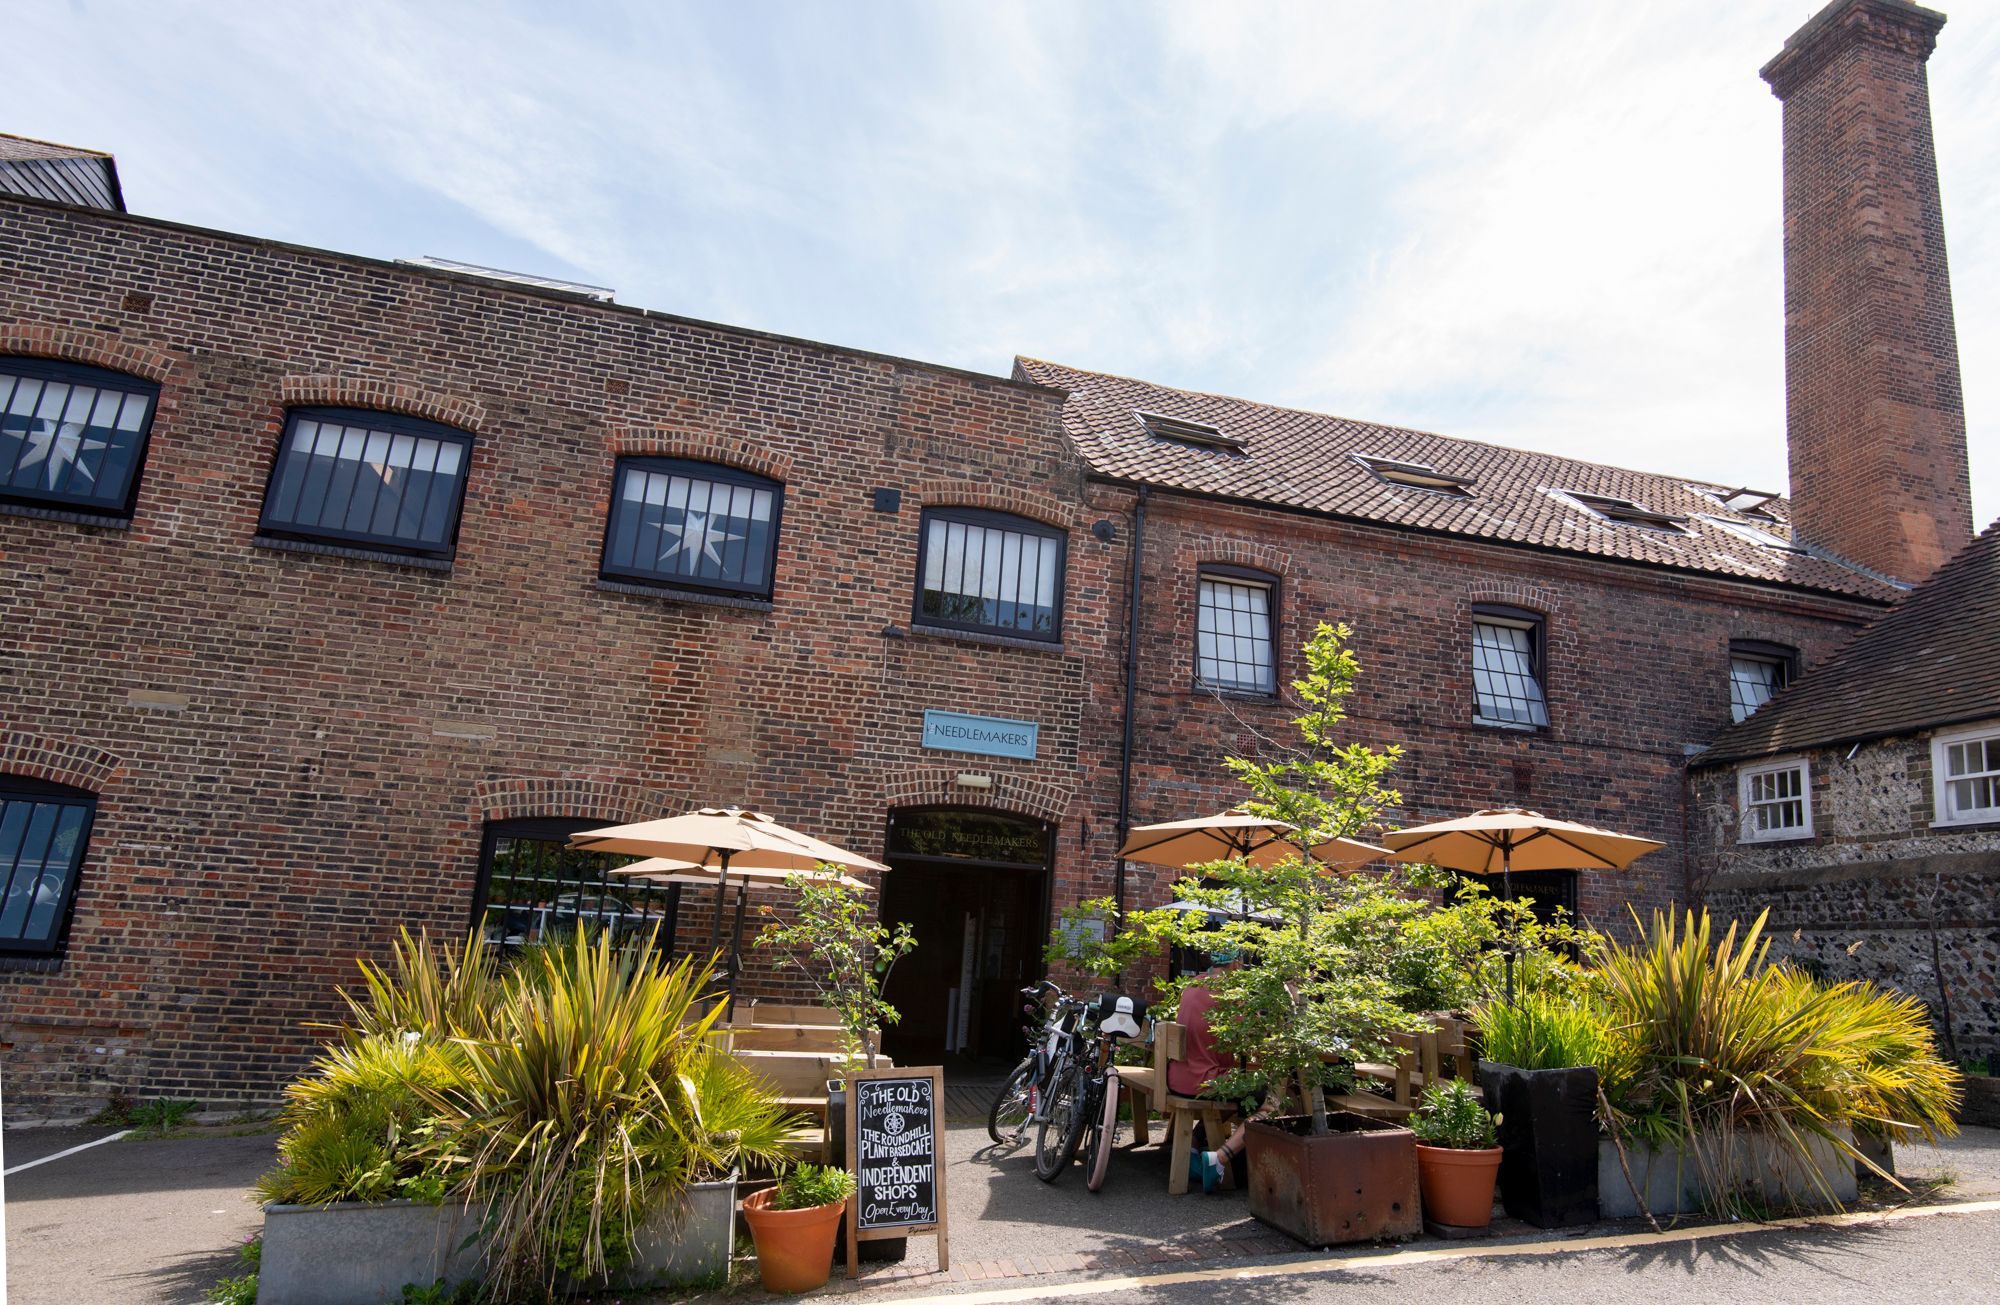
[1466, 581, 1563, 618]
[0, 326, 174, 383]
[881, 765, 1072, 825]
[607, 426, 794, 482]
[1193, 539, 1292, 577]
[280, 374, 486, 433]
[911, 481, 1070, 532]
[471, 775, 678, 825]
[0, 732, 122, 794]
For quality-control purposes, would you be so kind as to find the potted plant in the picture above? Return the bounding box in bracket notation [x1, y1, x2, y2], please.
[1409, 1079, 1502, 1230]
[741, 1163, 857, 1293]
[1475, 990, 1606, 1228]
[1173, 624, 1426, 1246]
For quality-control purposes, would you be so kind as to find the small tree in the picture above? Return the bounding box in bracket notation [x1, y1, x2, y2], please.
[753, 871, 917, 1069]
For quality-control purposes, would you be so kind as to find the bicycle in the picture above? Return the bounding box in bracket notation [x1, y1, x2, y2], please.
[1036, 992, 1148, 1189]
[987, 980, 1067, 1145]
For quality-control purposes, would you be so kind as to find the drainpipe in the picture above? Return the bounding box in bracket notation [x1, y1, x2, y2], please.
[1114, 485, 1149, 922]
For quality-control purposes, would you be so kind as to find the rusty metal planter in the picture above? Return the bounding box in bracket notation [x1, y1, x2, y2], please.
[1245, 1112, 1421, 1247]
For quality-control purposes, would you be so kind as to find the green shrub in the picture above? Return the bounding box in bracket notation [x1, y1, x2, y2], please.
[1478, 992, 1608, 1070]
[773, 1164, 856, 1211]
[128, 1098, 200, 1136]
[1594, 909, 1962, 1215]
[416, 928, 797, 1299]
[254, 1034, 459, 1207]
[206, 1235, 261, 1305]
[1409, 1079, 1498, 1150]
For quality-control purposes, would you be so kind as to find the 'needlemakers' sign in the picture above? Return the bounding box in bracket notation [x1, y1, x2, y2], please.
[920, 710, 1038, 760]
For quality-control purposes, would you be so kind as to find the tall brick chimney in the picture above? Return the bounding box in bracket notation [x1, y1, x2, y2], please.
[1762, 0, 1972, 585]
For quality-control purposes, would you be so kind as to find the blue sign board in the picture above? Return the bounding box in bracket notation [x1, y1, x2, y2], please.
[921, 710, 1039, 761]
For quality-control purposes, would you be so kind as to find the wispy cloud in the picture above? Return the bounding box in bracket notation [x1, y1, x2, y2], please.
[10, 0, 1995, 521]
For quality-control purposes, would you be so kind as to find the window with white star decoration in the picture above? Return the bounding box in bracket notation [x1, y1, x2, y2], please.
[259, 407, 475, 558]
[0, 358, 160, 516]
[601, 458, 782, 598]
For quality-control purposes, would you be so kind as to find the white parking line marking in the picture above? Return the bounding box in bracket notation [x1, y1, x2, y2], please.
[3, 1130, 132, 1177]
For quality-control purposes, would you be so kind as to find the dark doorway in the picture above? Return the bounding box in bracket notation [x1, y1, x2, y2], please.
[878, 808, 1052, 1067]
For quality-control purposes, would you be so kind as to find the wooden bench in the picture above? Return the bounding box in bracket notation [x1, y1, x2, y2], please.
[1348, 1014, 1478, 1119]
[1121, 1021, 1241, 1195]
[727, 1045, 895, 1165]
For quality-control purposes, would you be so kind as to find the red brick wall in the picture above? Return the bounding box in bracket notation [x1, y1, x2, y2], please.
[1764, 0, 1972, 584]
[1076, 488, 1882, 935]
[0, 196, 1113, 1114]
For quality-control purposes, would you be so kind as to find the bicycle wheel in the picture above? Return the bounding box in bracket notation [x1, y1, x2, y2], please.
[1035, 1065, 1084, 1182]
[988, 1058, 1036, 1144]
[1086, 1068, 1121, 1192]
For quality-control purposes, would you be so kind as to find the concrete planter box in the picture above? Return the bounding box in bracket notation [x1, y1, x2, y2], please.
[1597, 1130, 1857, 1219]
[259, 1199, 484, 1305]
[259, 1176, 737, 1303]
[1959, 1075, 2000, 1129]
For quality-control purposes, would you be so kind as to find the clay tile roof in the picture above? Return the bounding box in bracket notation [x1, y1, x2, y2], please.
[1696, 518, 2000, 766]
[1015, 357, 1902, 604]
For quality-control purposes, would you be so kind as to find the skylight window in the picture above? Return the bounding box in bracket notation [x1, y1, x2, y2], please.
[1136, 411, 1246, 453]
[1354, 454, 1476, 497]
[1698, 515, 1802, 552]
[1559, 489, 1690, 533]
[1718, 487, 1782, 519]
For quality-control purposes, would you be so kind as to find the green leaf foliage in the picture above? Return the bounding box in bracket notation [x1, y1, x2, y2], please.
[1410, 1079, 1498, 1150]
[1477, 991, 1609, 1071]
[754, 871, 917, 1068]
[773, 1163, 857, 1211]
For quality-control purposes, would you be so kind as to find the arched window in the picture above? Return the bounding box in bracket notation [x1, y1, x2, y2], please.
[913, 508, 1065, 641]
[471, 818, 679, 954]
[0, 777, 97, 958]
[257, 407, 475, 558]
[600, 458, 783, 598]
[0, 357, 160, 517]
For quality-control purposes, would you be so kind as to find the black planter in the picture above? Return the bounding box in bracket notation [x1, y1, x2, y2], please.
[1478, 1061, 1599, 1228]
[826, 1080, 908, 1265]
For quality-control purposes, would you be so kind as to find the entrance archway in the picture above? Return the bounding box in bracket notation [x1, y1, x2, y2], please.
[878, 807, 1053, 1067]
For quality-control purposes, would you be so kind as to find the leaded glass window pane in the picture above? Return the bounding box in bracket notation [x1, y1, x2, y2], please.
[477, 822, 676, 954]
[1197, 575, 1275, 693]
[260, 408, 473, 556]
[1943, 733, 2000, 822]
[1730, 655, 1787, 723]
[0, 359, 158, 514]
[1473, 618, 1549, 727]
[915, 509, 1064, 640]
[0, 784, 95, 956]
[601, 459, 782, 597]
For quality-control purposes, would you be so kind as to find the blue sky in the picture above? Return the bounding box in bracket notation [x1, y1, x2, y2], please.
[16, 1, 1998, 523]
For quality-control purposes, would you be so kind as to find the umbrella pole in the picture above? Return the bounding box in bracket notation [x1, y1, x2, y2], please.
[725, 882, 748, 1018]
[1501, 844, 1517, 1006]
[709, 849, 731, 954]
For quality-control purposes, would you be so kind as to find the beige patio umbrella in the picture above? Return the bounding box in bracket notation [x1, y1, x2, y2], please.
[569, 807, 888, 997]
[610, 856, 873, 891]
[1117, 808, 1391, 871]
[1380, 807, 1664, 999]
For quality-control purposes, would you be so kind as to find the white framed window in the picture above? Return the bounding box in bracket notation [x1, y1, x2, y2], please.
[1737, 758, 1813, 842]
[1932, 723, 2000, 827]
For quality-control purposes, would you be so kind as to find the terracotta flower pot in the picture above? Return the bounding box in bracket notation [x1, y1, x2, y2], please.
[1415, 1143, 1503, 1229]
[741, 1186, 848, 1293]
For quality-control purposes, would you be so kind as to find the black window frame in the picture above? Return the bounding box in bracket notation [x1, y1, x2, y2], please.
[0, 776, 97, 960]
[1194, 564, 1280, 696]
[469, 817, 682, 957]
[912, 506, 1067, 643]
[0, 356, 162, 519]
[1727, 639, 1798, 724]
[597, 456, 785, 600]
[1471, 603, 1551, 731]
[256, 406, 476, 561]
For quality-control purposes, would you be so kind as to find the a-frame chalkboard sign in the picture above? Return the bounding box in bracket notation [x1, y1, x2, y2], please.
[844, 1064, 948, 1276]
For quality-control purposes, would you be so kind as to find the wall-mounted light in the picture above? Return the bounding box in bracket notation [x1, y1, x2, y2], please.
[1091, 520, 1117, 544]
[955, 773, 993, 790]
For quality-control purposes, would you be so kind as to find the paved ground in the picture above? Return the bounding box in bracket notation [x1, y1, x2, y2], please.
[4, 1125, 272, 1305]
[5, 1117, 1998, 1304]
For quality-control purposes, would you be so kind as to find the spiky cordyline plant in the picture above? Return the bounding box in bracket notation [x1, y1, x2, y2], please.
[332, 926, 503, 1044]
[416, 928, 797, 1299]
[1594, 909, 1961, 1218]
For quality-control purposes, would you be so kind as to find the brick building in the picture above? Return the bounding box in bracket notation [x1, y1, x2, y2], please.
[0, 0, 1979, 1113]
